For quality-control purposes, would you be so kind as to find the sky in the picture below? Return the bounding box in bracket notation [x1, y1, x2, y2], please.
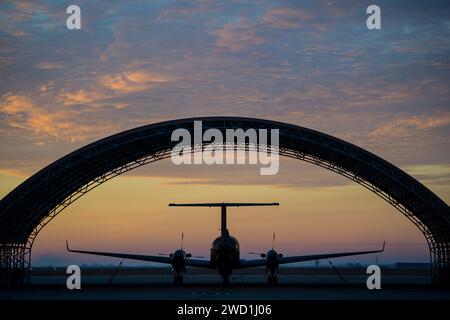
[0, 0, 449, 266]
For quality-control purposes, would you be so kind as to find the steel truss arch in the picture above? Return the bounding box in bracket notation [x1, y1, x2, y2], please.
[0, 117, 449, 286]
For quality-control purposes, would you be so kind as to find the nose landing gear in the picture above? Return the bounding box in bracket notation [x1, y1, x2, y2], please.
[268, 270, 278, 285]
[174, 274, 184, 285]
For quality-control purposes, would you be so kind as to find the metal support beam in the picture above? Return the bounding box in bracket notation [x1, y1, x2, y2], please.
[0, 117, 449, 287]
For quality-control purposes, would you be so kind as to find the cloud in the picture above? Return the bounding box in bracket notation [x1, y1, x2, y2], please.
[0, 94, 35, 114]
[404, 164, 450, 185]
[262, 8, 313, 30]
[370, 112, 450, 138]
[38, 80, 56, 93]
[212, 20, 265, 52]
[15, 2, 34, 11]
[58, 89, 105, 106]
[98, 71, 172, 94]
[0, 168, 29, 179]
[405, 164, 450, 177]
[0, 93, 118, 143]
[121, 156, 352, 189]
[57, 70, 174, 106]
[158, 1, 221, 22]
[34, 62, 64, 70]
[0, 94, 71, 138]
[6, 2, 35, 21]
[12, 30, 30, 37]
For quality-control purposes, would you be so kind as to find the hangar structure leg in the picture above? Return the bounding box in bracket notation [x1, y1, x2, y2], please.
[0, 244, 30, 286]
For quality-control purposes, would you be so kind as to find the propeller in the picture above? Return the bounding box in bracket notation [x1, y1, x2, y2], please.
[249, 233, 282, 258]
[272, 233, 283, 257]
[158, 233, 186, 257]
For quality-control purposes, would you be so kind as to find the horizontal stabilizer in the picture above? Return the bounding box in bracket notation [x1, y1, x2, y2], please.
[169, 202, 279, 207]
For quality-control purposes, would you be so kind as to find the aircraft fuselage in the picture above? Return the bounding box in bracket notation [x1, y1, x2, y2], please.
[210, 234, 240, 282]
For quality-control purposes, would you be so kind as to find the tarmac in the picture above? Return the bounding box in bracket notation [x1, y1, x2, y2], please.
[1, 267, 449, 300]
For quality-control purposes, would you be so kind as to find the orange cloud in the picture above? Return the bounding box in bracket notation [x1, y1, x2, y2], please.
[212, 21, 265, 52]
[56, 70, 173, 107]
[0, 94, 35, 114]
[0, 93, 118, 143]
[58, 89, 104, 106]
[0, 94, 69, 138]
[370, 112, 450, 138]
[0, 168, 29, 179]
[6, 2, 38, 22]
[99, 71, 172, 94]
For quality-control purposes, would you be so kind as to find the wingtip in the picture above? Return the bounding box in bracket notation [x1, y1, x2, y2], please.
[65, 240, 70, 251]
[382, 240, 386, 251]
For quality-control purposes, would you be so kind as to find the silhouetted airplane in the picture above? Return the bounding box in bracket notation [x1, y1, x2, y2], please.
[66, 202, 385, 285]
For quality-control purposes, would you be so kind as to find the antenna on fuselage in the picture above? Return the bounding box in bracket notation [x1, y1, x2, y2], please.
[169, 202, 280, 239]
[272, 233, 276, 250]
[181, 232, 184, 250]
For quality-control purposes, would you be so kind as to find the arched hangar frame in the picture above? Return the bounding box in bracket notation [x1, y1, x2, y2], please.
[0, 117, 449, 286]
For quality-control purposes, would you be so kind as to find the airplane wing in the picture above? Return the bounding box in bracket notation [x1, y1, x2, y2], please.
[185, 259, 214, 269]
[238, 259, 268, 268]
[66, 241, 172, 264]
[66, 241, 214, 268]
[238, 242, 385, 268]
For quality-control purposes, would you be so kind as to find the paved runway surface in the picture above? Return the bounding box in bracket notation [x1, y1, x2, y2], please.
[1, 268, 449, 300]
